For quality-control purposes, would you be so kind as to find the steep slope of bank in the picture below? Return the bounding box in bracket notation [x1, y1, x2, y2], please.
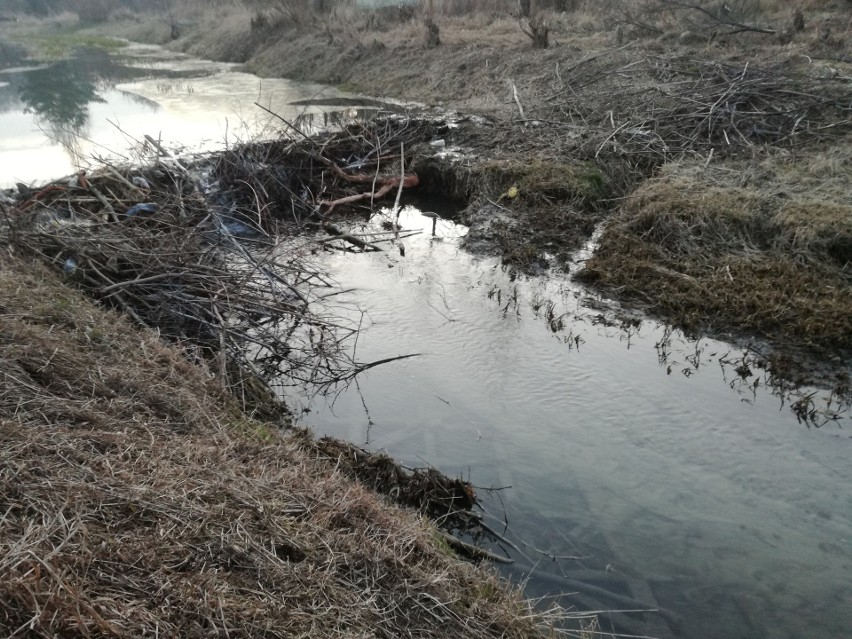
[0, 253, 566, 638]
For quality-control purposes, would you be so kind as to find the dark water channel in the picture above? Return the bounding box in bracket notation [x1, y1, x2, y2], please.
[293, 207, 851, 639]
[2, 45, 850, 639]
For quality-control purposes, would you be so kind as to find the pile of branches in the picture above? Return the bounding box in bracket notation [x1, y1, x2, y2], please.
[312, 437, 518, 565]
[537, 54, 852, 162]
[1, 115, 445, 401]
[2, 162, 354, 405]
[211, 111, 439, 228]
[314, 437, 477, 528]
[618, 0, 779, 38]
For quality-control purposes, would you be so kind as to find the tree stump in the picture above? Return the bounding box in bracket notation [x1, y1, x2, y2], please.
[425, 18, 440, 48]
[792, 9, 805, 32]
[520, 16, 549, 49]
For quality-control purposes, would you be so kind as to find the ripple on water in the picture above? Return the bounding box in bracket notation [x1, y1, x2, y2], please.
[294, 207, 852, 639]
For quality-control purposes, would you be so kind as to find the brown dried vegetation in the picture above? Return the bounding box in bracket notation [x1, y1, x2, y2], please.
[0, 254, 568, 638]
[581, 153, 852, 352]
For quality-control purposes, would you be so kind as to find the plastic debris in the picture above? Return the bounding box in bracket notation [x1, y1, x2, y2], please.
[221, 220, 259, 237]
[125, 203, 158, 217]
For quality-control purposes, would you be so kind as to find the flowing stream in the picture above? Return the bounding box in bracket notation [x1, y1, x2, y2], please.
[1, 44, 850, 639]
[293, 207, 851, 639]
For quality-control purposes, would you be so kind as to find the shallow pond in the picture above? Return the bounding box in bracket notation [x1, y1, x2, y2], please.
[2, 43, 850, 639]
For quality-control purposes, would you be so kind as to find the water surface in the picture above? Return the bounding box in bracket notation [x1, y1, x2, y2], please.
[290, 207, 851, 639]
[2, 42, 850, 639]
[0, 43, 373, 188]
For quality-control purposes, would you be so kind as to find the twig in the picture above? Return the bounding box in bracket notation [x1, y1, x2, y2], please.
[439, 531, 513, 564]
[511, 81, 525, 120]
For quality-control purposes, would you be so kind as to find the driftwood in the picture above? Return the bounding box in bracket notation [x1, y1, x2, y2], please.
[321, 222, 383, 251]
[318, 174, 419, 213]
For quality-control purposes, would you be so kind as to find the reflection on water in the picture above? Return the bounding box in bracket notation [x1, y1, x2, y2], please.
[20, 56, 106, 133]
[18, 56, 107, 168]
[287, 206, 852, 639]
[0, 46, 163, 184]
[0, 44, 385, 188]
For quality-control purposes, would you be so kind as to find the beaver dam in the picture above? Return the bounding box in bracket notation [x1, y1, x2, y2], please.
[0, 120, 607, 635]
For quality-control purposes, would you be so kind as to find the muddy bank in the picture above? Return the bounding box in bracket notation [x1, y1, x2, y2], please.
[0, 250, 574, 638]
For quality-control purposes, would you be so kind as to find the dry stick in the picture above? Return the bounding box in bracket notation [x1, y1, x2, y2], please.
[350, 353, 422, 377]
[365, 231, 421, 244]
[317, 230, 420, 246]
[511, 81, 525, 120]
[143, 134, 170, 157]
[370, 132, 382, 211]
[595, 120, 631, 158]
[100, 273, 179, 294]
[88, 184, 119, 223]
[321, 230, 418, 239]
[392, 142, 405, 233]
[253, 101, 316, 146]
[100, 165, 148, 196]
[439, 531, 513, 564]
[212, 304, 229, 385]
[660, 0, 776, 34]
[544, 43, 635, 101]
[320, 223, 383, 252]
[84, 271, 148, 328]
[318, 176, 419, 213]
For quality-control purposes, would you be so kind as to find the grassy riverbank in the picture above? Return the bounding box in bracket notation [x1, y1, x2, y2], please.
[0, 251, 575, 637]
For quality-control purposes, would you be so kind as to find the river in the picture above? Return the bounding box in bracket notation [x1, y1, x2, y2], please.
[1, 44, 849, 639]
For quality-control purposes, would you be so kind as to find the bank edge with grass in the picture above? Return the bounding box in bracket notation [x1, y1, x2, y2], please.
[3, 5, 852, 384]
[0, 252, 584, 637]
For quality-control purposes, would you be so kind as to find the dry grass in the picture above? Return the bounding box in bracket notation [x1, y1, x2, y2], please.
[581, 151, 852, 352]
[0, 253, 579, 638]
